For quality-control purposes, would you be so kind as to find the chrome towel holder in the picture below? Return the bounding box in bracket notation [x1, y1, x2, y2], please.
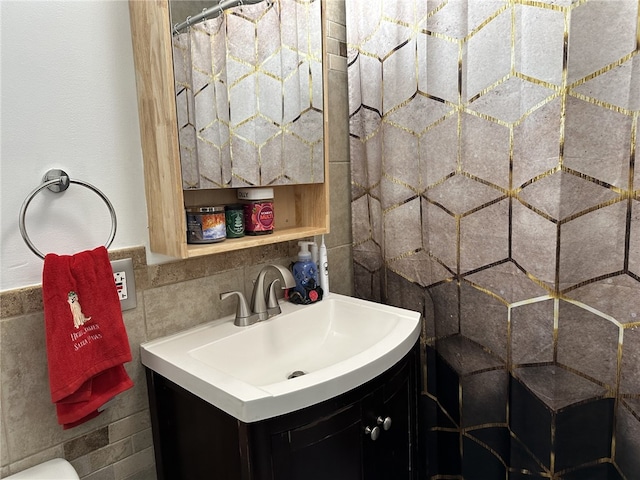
[19, 169, 117, 259]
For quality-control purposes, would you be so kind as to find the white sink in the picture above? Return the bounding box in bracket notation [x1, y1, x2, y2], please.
[141, 293, 421, 422]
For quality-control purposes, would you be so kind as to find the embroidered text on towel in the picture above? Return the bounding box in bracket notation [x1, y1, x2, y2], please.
[70, 323, 103, 351]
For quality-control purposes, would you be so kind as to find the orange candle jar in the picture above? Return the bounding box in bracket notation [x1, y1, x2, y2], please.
[186, 206, 226, 243]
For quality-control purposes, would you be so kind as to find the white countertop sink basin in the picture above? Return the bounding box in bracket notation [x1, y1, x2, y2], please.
[140, 293, 421, 423]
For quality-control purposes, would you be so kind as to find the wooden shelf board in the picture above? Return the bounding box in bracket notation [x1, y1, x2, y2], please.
[185, 226, 329, 257]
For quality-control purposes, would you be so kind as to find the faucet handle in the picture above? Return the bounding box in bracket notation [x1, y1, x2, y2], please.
[266, 279, 282, 317]
[220, 291, 257, 326]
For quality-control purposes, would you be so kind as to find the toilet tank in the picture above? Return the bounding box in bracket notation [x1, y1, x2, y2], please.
[4, 458, 79, 479]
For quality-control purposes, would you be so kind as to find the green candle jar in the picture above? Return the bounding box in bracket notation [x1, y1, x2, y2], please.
[225, 204, 245, 238]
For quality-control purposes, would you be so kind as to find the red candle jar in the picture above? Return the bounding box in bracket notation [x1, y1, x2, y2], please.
[237, 188, 274, 235]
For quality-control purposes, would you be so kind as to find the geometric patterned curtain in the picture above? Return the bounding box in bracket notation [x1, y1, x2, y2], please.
[346, 1, 639, 478]
[172, 0, 323, 189]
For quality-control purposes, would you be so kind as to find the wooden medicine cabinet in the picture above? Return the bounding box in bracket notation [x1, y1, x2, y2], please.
[128, 0, 329, 259]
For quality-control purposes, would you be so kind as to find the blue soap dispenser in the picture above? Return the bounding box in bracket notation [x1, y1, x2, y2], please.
[292, 241, 318, 297]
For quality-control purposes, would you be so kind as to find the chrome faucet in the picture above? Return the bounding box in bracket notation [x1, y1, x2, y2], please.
[220, 264, 295, 326]
[250, 264, 296, 321]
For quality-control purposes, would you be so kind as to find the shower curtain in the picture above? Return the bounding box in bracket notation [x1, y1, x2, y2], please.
[172, 0, 323, 189]
[346, 1, 639, 478]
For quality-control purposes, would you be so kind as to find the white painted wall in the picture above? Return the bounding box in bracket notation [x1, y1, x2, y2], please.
[1, 0, 154, 291]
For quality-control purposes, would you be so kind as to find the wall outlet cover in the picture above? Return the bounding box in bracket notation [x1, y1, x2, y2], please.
[110, 258, 137, 311]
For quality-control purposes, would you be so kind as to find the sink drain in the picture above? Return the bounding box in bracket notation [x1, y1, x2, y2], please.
[287, 370, 307, 380]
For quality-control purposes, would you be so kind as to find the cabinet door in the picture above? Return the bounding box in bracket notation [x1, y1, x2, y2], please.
[170, 0, 324, 189]
[362, 360, 415, 480]
[147, 370, 245, 480]
[270, 403, 364, 480]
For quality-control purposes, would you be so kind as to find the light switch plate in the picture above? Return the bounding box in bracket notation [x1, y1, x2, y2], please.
[110, 258, 137, 311]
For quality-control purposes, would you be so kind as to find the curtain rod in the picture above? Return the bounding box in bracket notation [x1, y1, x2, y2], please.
[172, 0, 267, 35]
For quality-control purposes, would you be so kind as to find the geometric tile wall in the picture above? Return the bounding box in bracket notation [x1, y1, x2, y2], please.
[346, 1, 639, 478]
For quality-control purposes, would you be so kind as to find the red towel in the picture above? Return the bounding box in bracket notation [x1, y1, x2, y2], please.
[42, 246, 133, 429]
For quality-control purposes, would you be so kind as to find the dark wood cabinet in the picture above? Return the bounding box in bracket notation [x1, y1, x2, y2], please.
[146, 342, 418, 480]
[269, 403, 364, 480]
[363, 367, 413, 480]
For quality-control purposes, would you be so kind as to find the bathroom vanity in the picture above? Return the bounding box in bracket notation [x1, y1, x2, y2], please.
[146, 343, 418, 480]
[140, 293, 422, 480]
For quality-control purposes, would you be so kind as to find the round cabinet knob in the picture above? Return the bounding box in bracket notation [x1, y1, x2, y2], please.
[377, 416, 392, 431]
[364, 425, 381, 441]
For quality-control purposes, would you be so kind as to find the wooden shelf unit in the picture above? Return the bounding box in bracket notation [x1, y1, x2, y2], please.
[128, 0, 329, 259]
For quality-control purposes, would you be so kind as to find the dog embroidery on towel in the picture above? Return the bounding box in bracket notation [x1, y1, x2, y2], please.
[67, 291, 91, 328]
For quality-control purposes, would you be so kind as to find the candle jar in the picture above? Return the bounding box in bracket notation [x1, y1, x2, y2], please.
[185, 206, 226, 243]
[237, 188, 274, 235]
[225, 204, 245, 238]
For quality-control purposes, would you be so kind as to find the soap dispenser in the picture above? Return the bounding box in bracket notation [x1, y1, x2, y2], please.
[292, 241, 318, 298]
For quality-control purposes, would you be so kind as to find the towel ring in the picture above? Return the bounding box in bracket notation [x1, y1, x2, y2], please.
[19, 169, 117, 259]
